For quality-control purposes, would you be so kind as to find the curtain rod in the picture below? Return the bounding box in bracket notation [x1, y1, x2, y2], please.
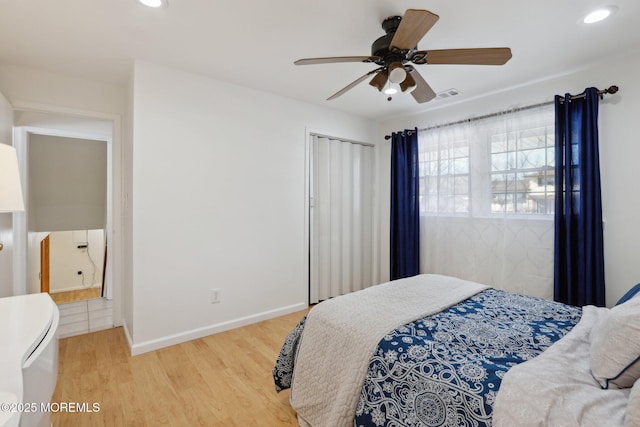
[383, 85, 619, 140]
[310, 132, 374, 147]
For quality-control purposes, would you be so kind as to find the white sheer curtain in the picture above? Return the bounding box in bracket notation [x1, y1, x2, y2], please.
[418, 104, 555, 299]
[309, 135, 374, 303]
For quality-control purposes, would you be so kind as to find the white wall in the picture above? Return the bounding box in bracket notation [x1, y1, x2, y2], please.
[0, 90, 15, 297]
[0, 64, 123, 115]
[49, 230, 104, 292]
[128, 61, 376, 353]
[377, 50, 640, 306]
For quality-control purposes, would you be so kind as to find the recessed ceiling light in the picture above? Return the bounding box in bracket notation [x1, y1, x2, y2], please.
[582, 6, 618, 24]
[138, 0, 168, 8]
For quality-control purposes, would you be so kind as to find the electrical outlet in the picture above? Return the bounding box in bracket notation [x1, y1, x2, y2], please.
[210, 288, 221, 304]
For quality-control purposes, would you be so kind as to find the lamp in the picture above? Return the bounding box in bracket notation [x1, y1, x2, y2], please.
[388, 62, 407, 85]
[0, 144, 25, 252]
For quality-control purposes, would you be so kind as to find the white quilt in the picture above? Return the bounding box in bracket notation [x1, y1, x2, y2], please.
[493, 305, 631, 426]
[289, 274, 487, 427]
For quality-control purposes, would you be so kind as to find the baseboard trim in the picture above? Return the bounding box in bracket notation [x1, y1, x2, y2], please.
[129, 302, 307, 356]
[51, 284, 101, 293]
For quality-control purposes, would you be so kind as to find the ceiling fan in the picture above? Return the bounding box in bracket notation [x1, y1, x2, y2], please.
[294, 9, 512, 103]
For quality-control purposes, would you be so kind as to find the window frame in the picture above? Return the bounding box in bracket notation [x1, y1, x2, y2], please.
[417, 104, 555, 219]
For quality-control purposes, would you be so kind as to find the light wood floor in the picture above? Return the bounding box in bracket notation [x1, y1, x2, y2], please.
[51, 309, 308, 426]
[50, 287, 102, 304]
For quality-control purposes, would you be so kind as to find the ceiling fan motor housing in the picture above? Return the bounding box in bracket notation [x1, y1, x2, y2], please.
[381, 15, 401, 33]
[371, 16, 414, 67]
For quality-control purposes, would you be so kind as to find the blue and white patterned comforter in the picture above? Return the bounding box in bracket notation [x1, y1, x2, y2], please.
[274, 288, 581, 427]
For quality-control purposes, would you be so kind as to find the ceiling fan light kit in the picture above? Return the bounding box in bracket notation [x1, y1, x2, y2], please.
[383, 83, 398, 95]
[138, 0, 168, 8]
[294, 8, 512, 104]
[388, 62, 407, 84]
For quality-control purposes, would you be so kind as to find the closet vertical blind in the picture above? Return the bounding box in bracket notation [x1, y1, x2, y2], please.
[309, 135, 374, 303]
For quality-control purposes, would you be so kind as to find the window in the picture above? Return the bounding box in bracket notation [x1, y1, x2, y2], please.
[419, 136, 469, 214]
[490, 125, 555, 214]
[418, 104, 555, 217]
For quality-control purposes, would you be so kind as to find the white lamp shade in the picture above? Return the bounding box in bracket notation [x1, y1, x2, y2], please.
[388, 62, 407, 84]
[0, 144, 25, 212]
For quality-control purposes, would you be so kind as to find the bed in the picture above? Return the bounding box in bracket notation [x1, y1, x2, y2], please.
[273, 274, 640, 427]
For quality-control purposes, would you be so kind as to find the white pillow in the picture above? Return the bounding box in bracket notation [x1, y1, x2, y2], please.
[626, 379, 640, 427]
[591, 297, 640, 389]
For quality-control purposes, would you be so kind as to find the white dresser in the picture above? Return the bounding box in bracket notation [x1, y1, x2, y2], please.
[0, 293, 59, 427]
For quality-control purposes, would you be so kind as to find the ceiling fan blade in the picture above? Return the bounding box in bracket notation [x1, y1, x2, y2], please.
[369, 70, 388, 92]
[390, 9, 439, 50]
[327, 68, 384, 100]
[399, 71, 416, 93]
[424, 48, 512, 65]
[294, 56, 380, 65]
[406, 67, 436, 103]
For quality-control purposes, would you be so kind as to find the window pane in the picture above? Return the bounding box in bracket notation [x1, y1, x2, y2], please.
[491, 137, 507, 153]
[439, 194, 451, 212]
[454, 176, 469, 194]
[491, 192, 506, 213]
[518, 148, 547, 169]
[491, 173, 508, 192]
[419, 177, 428, 196]
[453, 158, 469, 174]
[492, 153, 508, 171]
[526, 192, 547, 214]
[429, 183, 439, 196]
[519, 132, 546, 150]
[452, 146, 468, 158]
[440, 176, 453, 194]
[489, 120, 554, 216]
[547, 147, 555, 167]
[507, 133, 517, 152]
[418, 161, 427, 176]
[439, 159, 450, 175]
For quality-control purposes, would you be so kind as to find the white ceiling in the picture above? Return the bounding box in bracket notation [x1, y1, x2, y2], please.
[0, 0, 638, 120]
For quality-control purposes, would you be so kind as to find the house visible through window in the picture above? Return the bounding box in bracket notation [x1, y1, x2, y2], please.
[490, 125, 555, 214]
[418, 104, 555, 217]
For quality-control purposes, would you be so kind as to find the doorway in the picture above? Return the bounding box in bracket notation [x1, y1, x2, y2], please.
[12, 104, 123, 335]
[41, 229, 106, 304]
[26, 133, 107, 303]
